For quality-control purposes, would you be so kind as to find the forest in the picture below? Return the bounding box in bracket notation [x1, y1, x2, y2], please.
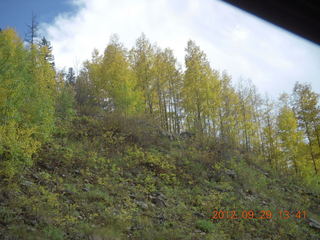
[0, 27, 319, 239]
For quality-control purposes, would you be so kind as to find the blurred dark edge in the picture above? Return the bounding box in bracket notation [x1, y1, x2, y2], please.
[221, 0, 320, 45]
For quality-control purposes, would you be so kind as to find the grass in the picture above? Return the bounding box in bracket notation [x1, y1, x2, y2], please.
[0, 117, 319, 239]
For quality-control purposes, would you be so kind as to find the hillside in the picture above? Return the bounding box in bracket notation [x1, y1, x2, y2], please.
[0, 28, 320, 240]
[0, 114, 319, 240]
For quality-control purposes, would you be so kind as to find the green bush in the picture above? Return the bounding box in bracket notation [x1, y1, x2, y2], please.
[196, 219, 215, 233]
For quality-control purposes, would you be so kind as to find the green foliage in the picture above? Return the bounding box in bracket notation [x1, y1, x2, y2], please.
[183, 40, 220, 134]
[85, 37, 143, 117]
[196, 219, 215, 233]
[0, 28, 320, 240]
[55, 79, 76, 122]
[0, 29, 56, 179]
[43, 226, 64, 240]
[293, 82, 320, 175]
[0, 121, 40, 179]
[277, 100, 303, 173]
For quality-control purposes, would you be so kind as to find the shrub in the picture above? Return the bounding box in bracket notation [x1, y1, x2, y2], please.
[196, 219, 215, 233]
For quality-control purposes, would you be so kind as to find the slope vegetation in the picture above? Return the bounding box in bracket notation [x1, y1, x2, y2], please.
[0, 115, 319, 240]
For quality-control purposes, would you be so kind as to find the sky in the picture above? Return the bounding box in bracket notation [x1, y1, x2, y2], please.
[0, 0, 75, 36]
[1, 0, 320, 98]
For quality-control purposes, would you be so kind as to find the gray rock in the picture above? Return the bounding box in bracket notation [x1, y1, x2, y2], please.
[225, 169, 237, 179]
[21, 180, 33, 187]
[150, 192, 167, 207]
[129, 193, 136, 199]
[153, 192, 166, 200]
[309, 218, 320, 229]
[213, 186, 229, 192]
[62, 189, 75, 196]
[135, 200, 148, 210]
[43, 164, 54, 171]
[151, 197, 167, 207]
[31, 174, 39, 181]
[194, 212, 205, 218]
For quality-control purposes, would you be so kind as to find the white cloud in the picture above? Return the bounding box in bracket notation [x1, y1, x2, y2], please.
[42, 0, 320, 97]
[232, 26, 249, 41]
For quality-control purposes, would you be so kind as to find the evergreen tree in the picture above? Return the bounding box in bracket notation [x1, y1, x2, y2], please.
[39, 37, 55, 68]
[66, 67, 76, 86]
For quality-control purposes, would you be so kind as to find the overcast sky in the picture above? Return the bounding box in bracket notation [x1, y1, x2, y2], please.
[3, 0, 319, 98]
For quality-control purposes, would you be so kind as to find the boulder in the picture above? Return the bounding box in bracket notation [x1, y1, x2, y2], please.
[308, 218, 320, 229]
[149, 192, 167, 207]
[135, 200, 148, 210]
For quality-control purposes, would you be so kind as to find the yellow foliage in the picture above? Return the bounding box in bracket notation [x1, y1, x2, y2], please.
[0, 121, 40, 179]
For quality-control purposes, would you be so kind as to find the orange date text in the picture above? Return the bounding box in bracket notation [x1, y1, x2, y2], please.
[210, 210, 307, 220]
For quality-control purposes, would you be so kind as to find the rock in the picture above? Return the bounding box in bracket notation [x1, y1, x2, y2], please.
[245, 189, 253, 195]
[308, 218, 320, 229]
[149, 192, 167, 207]
[150, 202, 156, 207]
[62, 189, 75, 196]
[245, 194, 256, 201]
[243, 233, 253, 239]
[208, 172, 222, 182]
[135, 200, 148, 210]
[42, 164, 54, 171]
[153, 192, 166, 200]
[194, 212, 205, 218]
[213, 186, 229, 192]
[225, 169, 236, 179]
[129, 193, 136, 199]
[31, 174, 39, 181]
[30, 219, 37, 226]
[24, 217, 38, 227]
[21, 180, 33, 187]
[158, 213, 166, 224]
[90, 234, 104, 240]
[82, 187, 89, 192]
[151, 197, 167, 207]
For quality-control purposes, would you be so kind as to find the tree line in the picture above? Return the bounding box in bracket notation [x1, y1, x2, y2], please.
[0, 28, 319, 186]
